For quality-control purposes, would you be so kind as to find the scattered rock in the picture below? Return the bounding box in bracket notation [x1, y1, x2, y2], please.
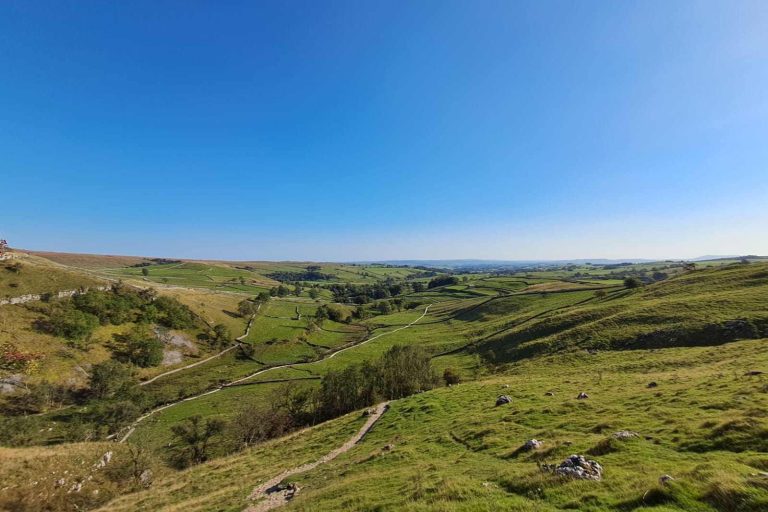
[496, 395, 513, 406]
[54, 478, 66, 488]
[0, 374, 25, 394]
[139, 469, 153, 488]
[647, 382, 658, 388]
[162, 349, 183, 366]
[577, 392, 589, 400]
[544, 455, 603, 480]
[612, 430, 639, 440]
[94, 451, 112, 469]
[659, 474, 674, 485]
[544, 391, 555, 396]
[523, 439, 544, 451]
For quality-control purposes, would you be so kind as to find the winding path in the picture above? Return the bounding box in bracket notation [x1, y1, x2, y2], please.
[244, 401, 390, 512]
[118, 305, 431, 443]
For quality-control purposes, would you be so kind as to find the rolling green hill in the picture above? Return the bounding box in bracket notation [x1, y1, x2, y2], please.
[2, 253, 767, 512]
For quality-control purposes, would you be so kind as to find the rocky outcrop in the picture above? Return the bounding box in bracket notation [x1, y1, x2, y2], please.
[545, 455, 603, 480]
[0, 286, 110, 306]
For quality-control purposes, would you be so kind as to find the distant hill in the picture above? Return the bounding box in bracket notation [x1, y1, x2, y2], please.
[373, 258, 657, 269]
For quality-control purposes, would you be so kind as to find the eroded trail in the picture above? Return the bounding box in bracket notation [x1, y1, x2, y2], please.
[119, 305, 431, 442]
[244, 401, 390, 512]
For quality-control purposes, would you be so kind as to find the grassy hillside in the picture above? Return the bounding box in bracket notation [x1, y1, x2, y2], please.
[1, 252, 104, 299]
[4, 252, 768, 512]
[471, 262, 768, 363]
[97, 337, 768, 511]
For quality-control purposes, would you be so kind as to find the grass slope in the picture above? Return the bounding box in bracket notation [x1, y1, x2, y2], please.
[99, 337, 768, 511]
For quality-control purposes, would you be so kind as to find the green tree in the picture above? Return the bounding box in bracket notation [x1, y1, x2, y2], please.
[212, 324, 231, 345]
[120, 325, 164, 367]
[237, 299, 256, 317]
[623, 277, 643, 289]
[170, 416, 226, 467]
[89, 360, 135, 399]
[308, 287, 320, 299]
[155, 296, 196, 329]
[48, 307, 99, 342]
[141, 267, 150, 276]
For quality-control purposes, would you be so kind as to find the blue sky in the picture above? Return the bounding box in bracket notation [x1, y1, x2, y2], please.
[2, 1, 767, 261]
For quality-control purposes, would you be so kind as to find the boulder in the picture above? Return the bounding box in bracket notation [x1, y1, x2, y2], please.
[496, 395, 513, 406]
[549, 455, 603, 480]
[523, 439, 543, 450]
[577, 392, 589, 400]
[139, 469, 153, 488]
[612, 430, 639, 440]
[647, 381, 658, 388]
[544, 391, 555, 396]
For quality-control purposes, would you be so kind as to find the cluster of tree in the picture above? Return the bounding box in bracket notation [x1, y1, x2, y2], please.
[39, 285, 198, 344]
[327, 281, 421, 304]
[0, 359, 148, 440]
[269, 284, 291, 297]
[427, 275, 460, 288]
[266, 266, 333, 282]
[114, 325, 164, 367]
[237, 292, 271, 317]
[131, 258, 182, 267]
[314, 304, 350, 323]
[168, 345, 439, 466]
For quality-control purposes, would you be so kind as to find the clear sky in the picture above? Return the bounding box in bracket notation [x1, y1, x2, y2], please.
[2, 1, 767, 261]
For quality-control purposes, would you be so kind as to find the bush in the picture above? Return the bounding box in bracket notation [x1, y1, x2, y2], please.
[89, 360, 136, 399]
[624, 277, 643, 289]
[428, 275, 460, 289]
[117, 325, 164, 367]
[443, 368, 461, 385]
[154, 296, 197, 329]
[170, 416, 226, 467]
[47, 307, 99, 341]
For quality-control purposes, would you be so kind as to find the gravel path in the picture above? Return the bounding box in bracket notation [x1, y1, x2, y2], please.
[244, 402, 390, 512]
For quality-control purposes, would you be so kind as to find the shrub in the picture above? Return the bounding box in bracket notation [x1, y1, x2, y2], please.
[154, 296, 196, 329]
[47, 307, 99, 341]
[117, 325, 164, 367]
[89, 360, 136, 399]
[170, 416, 226, 467]
[443, 368, 461, 385]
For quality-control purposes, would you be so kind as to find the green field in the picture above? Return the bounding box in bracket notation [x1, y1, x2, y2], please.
[3, 252, 768, 512]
